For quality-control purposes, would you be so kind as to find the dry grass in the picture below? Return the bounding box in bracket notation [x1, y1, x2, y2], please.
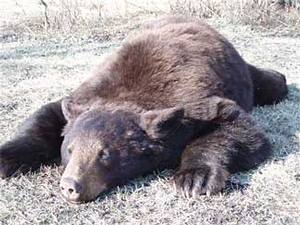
[170, 0, 300, 27]
[0, 16, 300, 224]
[1, 0, 299, 38]
[0, 0, 169, 38]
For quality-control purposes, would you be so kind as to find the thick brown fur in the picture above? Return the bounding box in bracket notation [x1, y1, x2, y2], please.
[0, 16, 288, 203]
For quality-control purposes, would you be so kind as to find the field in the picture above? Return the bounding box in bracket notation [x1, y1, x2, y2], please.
[1, 1, 300, 225]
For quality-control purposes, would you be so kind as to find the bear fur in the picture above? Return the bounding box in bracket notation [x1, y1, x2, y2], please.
[0, 16, 288, 203]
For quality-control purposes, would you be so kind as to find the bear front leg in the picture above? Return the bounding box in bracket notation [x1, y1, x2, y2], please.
[173, 105, 271, 198]
[0, 100, 66, 178]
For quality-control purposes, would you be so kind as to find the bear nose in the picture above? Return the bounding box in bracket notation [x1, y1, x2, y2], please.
[60, 177, 83, 202]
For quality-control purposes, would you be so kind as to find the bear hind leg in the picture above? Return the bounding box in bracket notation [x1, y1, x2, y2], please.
[248, 64, 288, 106]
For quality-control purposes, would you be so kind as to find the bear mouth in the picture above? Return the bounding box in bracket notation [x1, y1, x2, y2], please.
[67, 200, 84, 204]
[62, 196, 86, 204]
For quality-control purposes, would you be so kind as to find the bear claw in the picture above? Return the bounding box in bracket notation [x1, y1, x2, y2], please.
[172, 165, 228, 198]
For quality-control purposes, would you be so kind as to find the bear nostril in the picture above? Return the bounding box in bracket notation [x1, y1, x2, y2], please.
[68, 188, 74, 194]
[60, 177, 83, 201]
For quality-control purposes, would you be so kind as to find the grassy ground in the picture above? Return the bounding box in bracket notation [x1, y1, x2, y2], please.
[1, 1, 300, 225]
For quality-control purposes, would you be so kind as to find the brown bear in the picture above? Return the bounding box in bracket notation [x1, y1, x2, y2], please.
[0, 16, 288, 203]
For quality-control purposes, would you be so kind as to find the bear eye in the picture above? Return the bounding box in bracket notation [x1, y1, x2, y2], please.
[67, 148, 72, 155]
[99, 150, 110, 161]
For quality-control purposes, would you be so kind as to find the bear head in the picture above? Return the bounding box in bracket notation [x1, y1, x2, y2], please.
[59, 98, 187, 203]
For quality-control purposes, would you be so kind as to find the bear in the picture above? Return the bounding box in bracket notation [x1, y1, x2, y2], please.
[0, 16, 288, 203]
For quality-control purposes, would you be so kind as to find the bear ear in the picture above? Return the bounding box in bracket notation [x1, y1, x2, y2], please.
[207, 96, 240, 122]
[141, 107, 185, 139]
[61, 98, 86, 121]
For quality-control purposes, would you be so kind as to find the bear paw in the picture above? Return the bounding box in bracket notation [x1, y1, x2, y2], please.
[0, 147, 30, 178]
[0, 161, 20, 178]
[172, 164, 229, 198]
[0, 155, 28, 178]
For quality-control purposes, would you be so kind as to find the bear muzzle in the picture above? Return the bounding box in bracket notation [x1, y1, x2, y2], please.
[60, 177, 84, 203]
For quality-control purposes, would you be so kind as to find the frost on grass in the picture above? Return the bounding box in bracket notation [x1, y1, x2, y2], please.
[1, 21, 300, 225]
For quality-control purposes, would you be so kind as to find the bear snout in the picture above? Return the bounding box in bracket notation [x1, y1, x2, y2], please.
[60, 177, 83, 203]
